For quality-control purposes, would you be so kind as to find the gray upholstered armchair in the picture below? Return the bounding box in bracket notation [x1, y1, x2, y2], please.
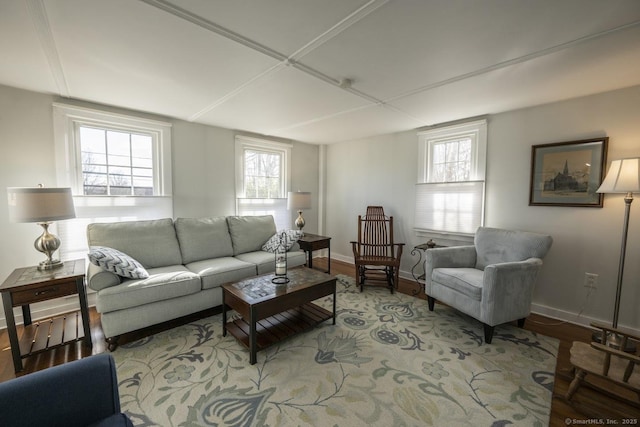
[424, 226, 553, 343]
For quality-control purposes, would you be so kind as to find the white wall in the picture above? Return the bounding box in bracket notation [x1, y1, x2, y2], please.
[0, 84, 319, 328]
[325, 85, 640, 332]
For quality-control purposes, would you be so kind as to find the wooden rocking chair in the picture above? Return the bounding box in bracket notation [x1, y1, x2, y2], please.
[566, 322, 640, 404]
[350, 206, 404, 293]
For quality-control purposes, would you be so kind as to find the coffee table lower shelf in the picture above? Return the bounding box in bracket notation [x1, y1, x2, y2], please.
[225, 302, 332, 353]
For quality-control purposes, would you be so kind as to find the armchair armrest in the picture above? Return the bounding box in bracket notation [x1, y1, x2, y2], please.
[0, 354, 130, 427]
[425, 246, 476, 270]
[424, 246, 476, 294]
[481, 258, 543, 325]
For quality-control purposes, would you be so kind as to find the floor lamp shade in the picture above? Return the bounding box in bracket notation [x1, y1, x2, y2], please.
[595, 158, 640, 346]
[597, 158, 640, 194]
[7, 186, 76, 270]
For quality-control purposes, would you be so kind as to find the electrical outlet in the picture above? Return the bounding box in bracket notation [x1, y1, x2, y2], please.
[584, 273, 598, 289]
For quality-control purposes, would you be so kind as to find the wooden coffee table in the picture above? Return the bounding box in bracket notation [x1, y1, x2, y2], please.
[222, 267, 336, 364]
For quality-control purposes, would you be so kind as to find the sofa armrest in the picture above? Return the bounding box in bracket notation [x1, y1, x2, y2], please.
[0, 354, 130, 427]
[481, 258, 543, 325]
[424, 246, 476, 294]
[87, 262, 121, 291]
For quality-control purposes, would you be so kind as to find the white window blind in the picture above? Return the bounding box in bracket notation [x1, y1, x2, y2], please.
[414, 181, 485, 235]
[236, 198, 289, 231]
[57, 196, 173, 261]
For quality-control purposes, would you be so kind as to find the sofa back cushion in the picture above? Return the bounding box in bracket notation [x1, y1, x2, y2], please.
[474, 226, 553, 270]
[175, 217, 234, 264]
[87, 218, 182, 268]
[226, 215, 277, 255]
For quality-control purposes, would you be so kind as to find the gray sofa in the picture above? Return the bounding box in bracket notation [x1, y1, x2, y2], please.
[86, 215, 306, 350]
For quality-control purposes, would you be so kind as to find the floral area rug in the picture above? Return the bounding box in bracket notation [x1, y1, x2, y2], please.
[112, 274, 558, 427]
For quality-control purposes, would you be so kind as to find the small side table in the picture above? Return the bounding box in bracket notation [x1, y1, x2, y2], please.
[297, 233, 331, 274]
[0, 259, 92, 372]
[410, 242, 446, 296]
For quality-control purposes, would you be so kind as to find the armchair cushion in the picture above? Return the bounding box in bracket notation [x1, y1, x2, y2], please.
[432, 268, 483, 300]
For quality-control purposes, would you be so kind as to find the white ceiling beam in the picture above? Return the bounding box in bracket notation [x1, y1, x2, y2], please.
[26, 0, 69, 97]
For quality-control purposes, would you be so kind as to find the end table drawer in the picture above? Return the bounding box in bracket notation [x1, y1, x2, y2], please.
[11, 280, 77, 305]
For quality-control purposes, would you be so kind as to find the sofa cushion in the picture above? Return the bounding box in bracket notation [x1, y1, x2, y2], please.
[185, 257, 257, 290]
[262, 230, 302, 252]
[88, 246, 149, 280]
[432, 267, 484, 301]
[87, 219, 182, 268]
[474, 227, 553, 270]
[227, 215, 277, 255]
[175, 217, 234, 263]
[96, 265, 201, 313]
[236, 250, 307, 275]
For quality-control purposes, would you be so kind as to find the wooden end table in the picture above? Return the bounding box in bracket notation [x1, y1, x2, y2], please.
[297, 233, 331, 273]
[0, 259, 92, 372]
[222, 267, 336, 365]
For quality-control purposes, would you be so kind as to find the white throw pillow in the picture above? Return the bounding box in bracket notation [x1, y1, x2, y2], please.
[88, 246, 149, 279]
[262, 230, 302, 252]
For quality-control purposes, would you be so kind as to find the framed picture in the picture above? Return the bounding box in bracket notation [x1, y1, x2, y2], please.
[529, 137, 608, 207]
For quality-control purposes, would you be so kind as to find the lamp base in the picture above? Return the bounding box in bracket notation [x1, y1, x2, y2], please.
[295, 210, 305, 236]
[592, 330, 637, 353]
[37, 259, 64, 271]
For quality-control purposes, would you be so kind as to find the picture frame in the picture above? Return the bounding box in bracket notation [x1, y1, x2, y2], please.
[529, 137, 608, 207]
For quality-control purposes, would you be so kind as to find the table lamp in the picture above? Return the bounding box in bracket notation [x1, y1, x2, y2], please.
[287, 191, 311, 235]
[7, 185, 76, 270]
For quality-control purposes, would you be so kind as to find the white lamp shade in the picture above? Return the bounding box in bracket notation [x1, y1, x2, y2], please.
[7, 187, 76, 223]
[597, 158, 640, 194]
[287, 191, 311, 210]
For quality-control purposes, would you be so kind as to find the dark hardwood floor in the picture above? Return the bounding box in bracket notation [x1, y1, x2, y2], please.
[1, 258, 638, 424]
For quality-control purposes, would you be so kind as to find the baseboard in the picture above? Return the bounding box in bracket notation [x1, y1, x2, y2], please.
[530, 302, 640, 336]
[332, 252, 640, 336]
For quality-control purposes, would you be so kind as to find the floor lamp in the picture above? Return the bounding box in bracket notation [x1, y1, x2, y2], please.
[595, 157, 640, 349]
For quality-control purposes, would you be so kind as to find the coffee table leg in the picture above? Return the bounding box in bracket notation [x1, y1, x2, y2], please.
[249, 307, 257, 365]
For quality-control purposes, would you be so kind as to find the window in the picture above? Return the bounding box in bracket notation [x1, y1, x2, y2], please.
[415, 119, 487, 236]
[235, 136, 291, 230]
[53, 103, 173, 260]
[79, 126, 154, 196]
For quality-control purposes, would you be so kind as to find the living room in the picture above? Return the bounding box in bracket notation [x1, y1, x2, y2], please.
[1, 1, 640, 425]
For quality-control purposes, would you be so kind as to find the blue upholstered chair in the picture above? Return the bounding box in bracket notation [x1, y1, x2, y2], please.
[0, 353, 132, 427]
[424, 226, 553, 343]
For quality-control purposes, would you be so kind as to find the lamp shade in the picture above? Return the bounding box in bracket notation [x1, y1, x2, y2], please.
[287, 191, 311, 210]
[7, 187, 76, 223]
[597, 158, 640, 194]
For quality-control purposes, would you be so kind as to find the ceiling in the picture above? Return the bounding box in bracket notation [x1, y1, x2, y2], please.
[2, 0, 640, 144]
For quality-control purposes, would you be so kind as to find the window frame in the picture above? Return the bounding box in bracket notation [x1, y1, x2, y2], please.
[53, 103, 172, 197]
[235, 135, 291, 199]
[418, 119, 487, 184]
[415, 119, 488, 238]
[235, 135, 292, 230]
